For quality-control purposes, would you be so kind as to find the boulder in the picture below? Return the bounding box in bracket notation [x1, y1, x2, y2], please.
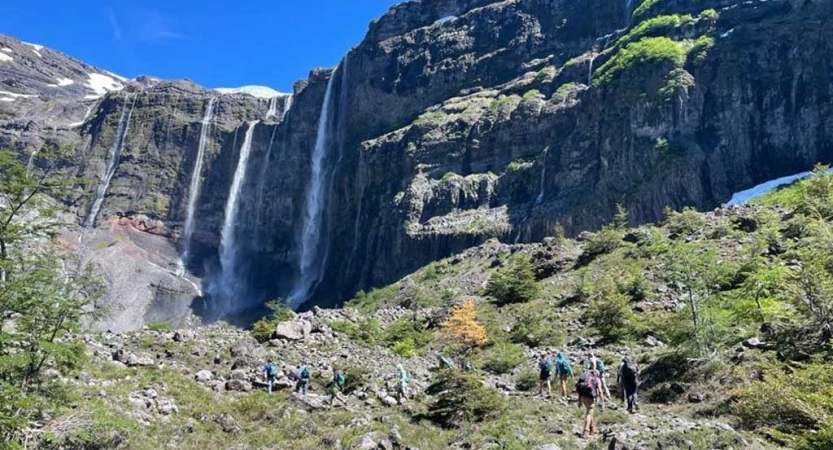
[688, 392, 704, 403]
[225, 379, 253, 392]
[535, 445, 562, 450]
[275, 320, 313, 341]
[216, 414, 241, 433]
[195, 370, 214, 383]
[125, 353, 155, 367]
[173, 330, 195, 342]
[356, 433, 377, 449]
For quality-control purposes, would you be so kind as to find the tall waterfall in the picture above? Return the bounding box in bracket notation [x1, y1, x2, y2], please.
[218, 120, 259, 309]
[291, 64, 342, 308]
[179, 97, 217, 272]
[85, 94, 136, 228]
[535, 148, 549, 205]
[282, 94, 293, 120]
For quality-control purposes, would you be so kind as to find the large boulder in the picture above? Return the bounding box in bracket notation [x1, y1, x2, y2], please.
[275, 320, 313, 341]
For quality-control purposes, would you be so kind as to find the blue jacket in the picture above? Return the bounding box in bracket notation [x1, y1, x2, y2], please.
[555, 353, 573, 376]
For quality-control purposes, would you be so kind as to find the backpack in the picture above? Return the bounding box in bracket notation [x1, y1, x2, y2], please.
[266, 364, 278, 377]
[300, 367, 311, 380]
[621, 359, 638, 383]
[576, 371, 597, 398]
[539, 359, 553, 374]
[557, 359, 570, 375]
[336, 373, 346, 387]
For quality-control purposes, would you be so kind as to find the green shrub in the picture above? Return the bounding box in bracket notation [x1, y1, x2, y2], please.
[583, 282, 637, 344]
[480, 342, 526, 375]
[328, 319, 383, 346]
[687, 35, 715, 65]
[486, 256, 541, 305]
[522, 89, 542, 101]
[340, 366, 371, 394]
[416, 110, 448, 125]
[347, 284, 399, 313]
[506, 159, 527, 173]
[146, 321, 171, 332]
[593, 37, 686, 87]
[663, 207, 706, 236]
[700, 8, 718, 21]
[426, 369, 504, 427]
[383, 318, 434, 357]
[555, 82, 579, 96]
[250, 300, 294, 343]
[734, 362, 833, 450]
[509, 310, 564, 347]
[615, 14, 695, 50]
[534, 66, 556, 84]
[581, 226, 624, 262]
[514, 369, 539, 391]
[632, 0, 666, 22]
[442, 171, 458, 181]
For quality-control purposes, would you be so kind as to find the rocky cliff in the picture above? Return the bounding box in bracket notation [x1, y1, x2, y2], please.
[2, 0, 832, 325]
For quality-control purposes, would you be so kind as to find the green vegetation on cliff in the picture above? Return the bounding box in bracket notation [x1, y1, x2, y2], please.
[593, 37, 686, 87]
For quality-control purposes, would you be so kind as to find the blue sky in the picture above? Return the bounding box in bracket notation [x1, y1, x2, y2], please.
[0, 1, 397, 92]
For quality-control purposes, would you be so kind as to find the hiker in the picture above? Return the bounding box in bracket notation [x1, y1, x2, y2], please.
[295, 364, 311, 396]
[586, 353, 611, 409]
[263, 360, 280, 394]
[538, 354, 553, 397]
[328, 369, 347, 405]
[395, 365, 411, 402]
[576, 369, 604, 439]
[617, 356, 640, 413]
[555, 351, 573, 397]
[433, 349, 456, 370]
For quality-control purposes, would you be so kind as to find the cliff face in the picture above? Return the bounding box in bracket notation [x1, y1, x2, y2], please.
[2, 0, 832, 321]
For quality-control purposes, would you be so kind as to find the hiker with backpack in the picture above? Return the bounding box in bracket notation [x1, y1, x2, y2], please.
[263, 360, 280, 394]
[396, 365, 412, 402]
[586, 352, 611, 409]
[576, 369, 604, 439]
[617, 356, 640, 413]
[555, 351, 573, 397]
[538, 354, 554, 397]
[328, 369, 347, 406]
[295, 364, 311, 396]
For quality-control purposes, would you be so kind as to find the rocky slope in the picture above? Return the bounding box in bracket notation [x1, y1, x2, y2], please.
[3, 0, 833, 324]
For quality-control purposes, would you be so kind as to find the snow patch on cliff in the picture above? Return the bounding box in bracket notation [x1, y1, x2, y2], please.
[23, 42, 43, 58]
[214, 85, 287, 99]
[48, 77, 75, 87]
[0, 53, 11, 63]
[85, 73, 124, 99]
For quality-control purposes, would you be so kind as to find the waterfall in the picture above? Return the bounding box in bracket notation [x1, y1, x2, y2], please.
[85, 94, 136, 228]
[587, 55, 596, 87]
[179, 97, 217, 273]
[253, 124, 279, 240]
[625, 0, 634, 27]
[218, 120, 259, 308]
[291, 63, 342, 308]
[282, 94, 293, 120]
[535, 148, 549, 205]
[265, 96, 278, 119]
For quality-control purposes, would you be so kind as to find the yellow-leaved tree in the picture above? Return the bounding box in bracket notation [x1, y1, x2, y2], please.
[442, 298, 487, 350]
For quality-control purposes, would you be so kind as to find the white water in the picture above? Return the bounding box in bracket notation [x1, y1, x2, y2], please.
[625, 0, 634, 27]
[587, 55, 596, 86]
[179, 97, 217, 273]
[282, 94, 293, 120]
[265, 96, 278, 119]
[727, 169, 833, 205]
[218, 120, 259, 304]
[535, 148, 549, 205]
[291, 65, 340, 308]
[69, 101, 98, 128]
[85, 94, 136, 228]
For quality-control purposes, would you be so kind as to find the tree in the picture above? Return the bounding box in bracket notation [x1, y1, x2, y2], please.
[0, 148, 99, 445]
[486, 256, 540, 304]
[663, 241, 728, 355]
[426, 369, 503, 427]
[441, 299, 487, 350]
